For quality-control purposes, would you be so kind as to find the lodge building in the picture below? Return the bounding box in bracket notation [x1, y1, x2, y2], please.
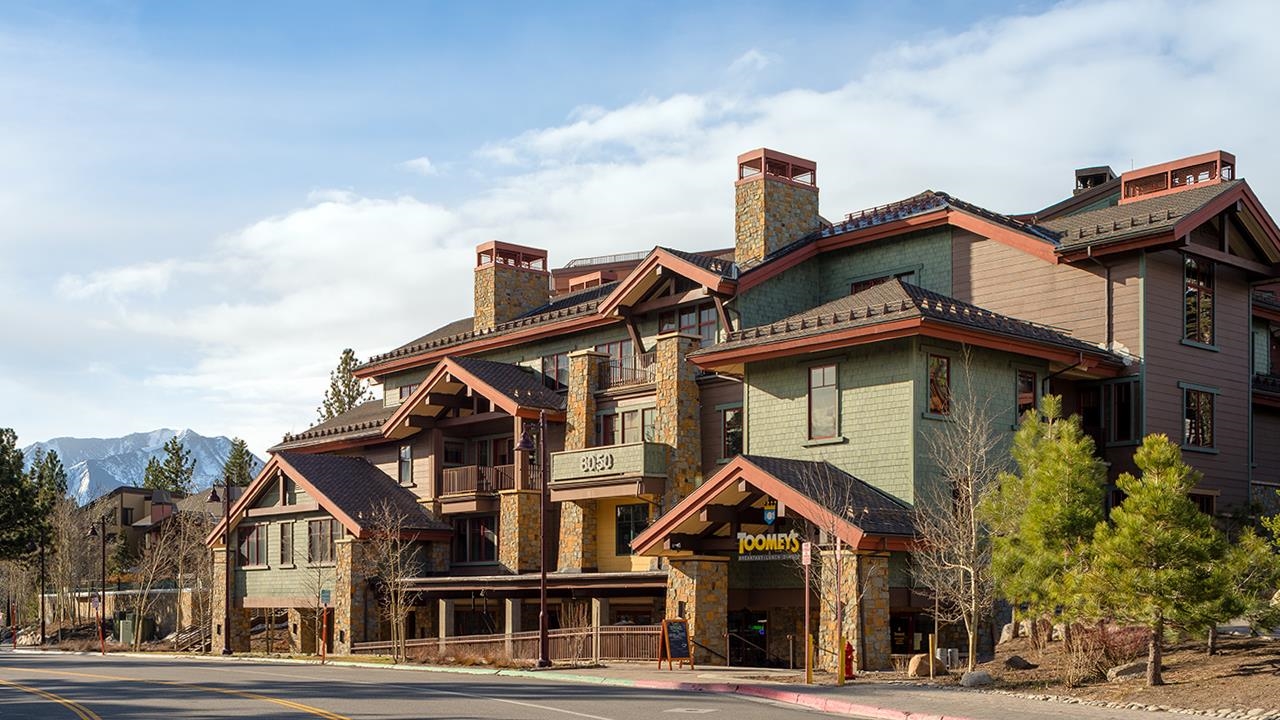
[207, 148, 1280, 669]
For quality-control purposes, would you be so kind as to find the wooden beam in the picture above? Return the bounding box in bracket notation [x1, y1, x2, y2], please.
[1181, 241, 1278, 277]
[713, 294, 733, 334]
[699, 505, 738, 524]
[619, 308, 646, 353]
[406, 416, 435, 429]
[424, 393, 467, 409]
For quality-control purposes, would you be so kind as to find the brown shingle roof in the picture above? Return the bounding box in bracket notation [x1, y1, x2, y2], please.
[277, 452, 450, 534]
[698, 279, 1112, 359]
[743, 456, 915, 537]
[273, 400, 393, 451]
[1041, 181, 1241, 251]
[448, 356, 566, 412]
[656, 246, 739, 278]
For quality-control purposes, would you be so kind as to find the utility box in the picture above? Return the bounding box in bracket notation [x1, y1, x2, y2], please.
[118, 613, 155, 646]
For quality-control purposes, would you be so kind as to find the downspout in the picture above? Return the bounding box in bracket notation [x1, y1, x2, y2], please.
[1086, 245, 1114, 351]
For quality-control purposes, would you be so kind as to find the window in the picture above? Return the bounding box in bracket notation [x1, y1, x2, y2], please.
[1189, 493, 1216, 515]
[722, 407, 743, 458]
[492, 437, 513, 466]
[1184, 256, 1215, 345]
[1105, 380, 1141, 444]
[928, 355, 951, 415]
[600, 413, 618, 446]
[641, 408, 656, 442]
[238, 525, 266, 567]
[1183, 387, 1215, 449]
[442, 441, 465, 466]
[808, 364, 838, 439]
[615, 504, 649, 556]
[307, 518, 340, 564]
[279, 522, 294, 566]
[120, 507, 133, 526]
[851, 270, 917, 295]
[662, 303, 718, 344]
[595, 339, 634, 367]
[598, 407, 656, 445]
[452, 515, 497, 564]
[1016, 370, 1037, 418]
[541, 352, 569, 390]
[398, 444, 413, 485]
[398, 384, 419, 400]
[621, 410, 642, 444]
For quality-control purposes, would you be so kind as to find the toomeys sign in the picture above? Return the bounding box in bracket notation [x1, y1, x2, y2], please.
[736, 529, 802, 561]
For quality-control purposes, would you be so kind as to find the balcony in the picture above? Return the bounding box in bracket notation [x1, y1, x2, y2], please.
[598, 352, 657, 390]
[549, 442, 668, 502]
[439, 462, 543, 513]
[1255, 373, 1280, 397]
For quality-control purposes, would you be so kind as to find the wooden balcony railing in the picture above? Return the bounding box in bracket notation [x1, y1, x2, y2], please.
[598, 351, 657, 390]
[441, 462, 542, 495]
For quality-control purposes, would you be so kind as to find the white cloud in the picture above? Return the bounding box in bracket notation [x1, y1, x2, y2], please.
[400, 156, 438, 176]
[728, 48, 776, 74]
[28, 0, 1280, 455]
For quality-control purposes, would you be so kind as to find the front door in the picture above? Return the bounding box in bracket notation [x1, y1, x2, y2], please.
[727, 610, 769, 666]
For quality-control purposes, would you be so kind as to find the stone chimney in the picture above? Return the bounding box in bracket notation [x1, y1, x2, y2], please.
[734, 148, 820, 268]
[473, 241, 551, 332]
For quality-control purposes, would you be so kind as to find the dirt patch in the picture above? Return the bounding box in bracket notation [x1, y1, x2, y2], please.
[983, 634, 1280, 712]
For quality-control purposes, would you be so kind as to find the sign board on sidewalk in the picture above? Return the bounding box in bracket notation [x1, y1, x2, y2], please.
[657, 618, 694, 670]
[801, 541, 812, 566]
[320, 589, 331, 606]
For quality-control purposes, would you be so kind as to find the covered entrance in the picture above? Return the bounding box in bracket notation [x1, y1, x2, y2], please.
[631, 455, 915, 670]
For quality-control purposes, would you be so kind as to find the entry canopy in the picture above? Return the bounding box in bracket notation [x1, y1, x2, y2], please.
[630, 455, 915, 557]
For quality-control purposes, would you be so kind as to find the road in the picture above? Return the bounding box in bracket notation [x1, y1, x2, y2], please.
[0, 651, 835, 720]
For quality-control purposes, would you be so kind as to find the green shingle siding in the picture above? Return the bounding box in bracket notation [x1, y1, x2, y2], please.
[817, 228, 952, 303]
[238, 510, 338, 598]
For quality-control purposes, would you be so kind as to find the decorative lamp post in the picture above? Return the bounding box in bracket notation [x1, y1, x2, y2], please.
[87, 516, 108, 654]
[207, 485, 233, 655]
[515, 409, 552, 668]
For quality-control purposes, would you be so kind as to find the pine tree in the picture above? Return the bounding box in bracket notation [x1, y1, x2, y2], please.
[221, 437, 255, 487]
[986, 395, 1107, 624]
[0, 428, 38, 559]
[1087, 434, 1225, 686]
[143, 436, 196, 494]
[316, 348, 373, 422]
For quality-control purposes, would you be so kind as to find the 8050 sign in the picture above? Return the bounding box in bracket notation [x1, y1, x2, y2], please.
[579, 452, 615, 473]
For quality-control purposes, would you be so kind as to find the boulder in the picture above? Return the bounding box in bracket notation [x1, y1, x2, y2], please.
[998, 623, 1015, 645]
[960, 670, 994, 687]
[1003, 655, 1037, 670]
[1106, 661, 1147, 682]
[907, 653, 947, 678]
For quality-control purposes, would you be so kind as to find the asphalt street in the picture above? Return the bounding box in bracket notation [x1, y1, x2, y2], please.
[0, 650, 836, 720]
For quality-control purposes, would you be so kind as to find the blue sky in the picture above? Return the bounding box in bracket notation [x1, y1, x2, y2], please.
[2, 0, 1275, 456]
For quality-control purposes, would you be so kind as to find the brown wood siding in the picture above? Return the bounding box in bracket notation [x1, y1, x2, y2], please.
[1254, 407, 1280, 490]
[1143, 250, 1251, 510]
[699, 378, 743, 475]
[952, 231, 1111, 347]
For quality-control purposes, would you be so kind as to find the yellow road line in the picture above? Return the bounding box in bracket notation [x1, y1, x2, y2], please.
[0, 677, 102, 720]
[0, 666, 348, 720]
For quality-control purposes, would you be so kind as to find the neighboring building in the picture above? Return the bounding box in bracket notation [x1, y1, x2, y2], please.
[208, 148, 1280, 669]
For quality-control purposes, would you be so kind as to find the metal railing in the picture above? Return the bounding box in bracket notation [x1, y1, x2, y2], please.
[441, 462, 542, 494]
[598, 351, 657, 389]
[352, 624, 661, 662]
[1255, 373, 1280, 394]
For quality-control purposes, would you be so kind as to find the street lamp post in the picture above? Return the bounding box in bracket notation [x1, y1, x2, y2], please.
[207, 486, 233, 655]
[516, 410, 552, 668]
[38, 537, 46, 646]
[88, 517, 108, 655]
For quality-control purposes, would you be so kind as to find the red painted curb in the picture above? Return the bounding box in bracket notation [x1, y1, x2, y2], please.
[631, 680, 984, 720]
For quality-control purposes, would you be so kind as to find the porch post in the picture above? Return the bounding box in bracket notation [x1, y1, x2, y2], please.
[591, 597, 609, 663]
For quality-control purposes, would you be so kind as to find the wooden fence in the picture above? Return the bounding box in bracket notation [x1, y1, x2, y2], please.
[352, 624, 660, 663]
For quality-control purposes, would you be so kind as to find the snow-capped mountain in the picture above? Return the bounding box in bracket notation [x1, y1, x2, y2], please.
[22, 429, 265, 504]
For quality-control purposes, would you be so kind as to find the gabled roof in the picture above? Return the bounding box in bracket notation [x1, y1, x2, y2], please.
[355, 282, 619, 378]
[630, 455, 914, 557]
[693, 279, 1120, 370]
[206, 452, 450, 545]
[1042, 180, 1242, 251]
[272, 399, 393, 452]
[384, 356, 565, 440]
[596, 247, 738, 316]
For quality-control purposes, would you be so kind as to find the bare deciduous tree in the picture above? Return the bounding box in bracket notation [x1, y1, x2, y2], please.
[361, 500, 420, 663]
[130, 522, 178, 651]
[915, 348, 1005, 672]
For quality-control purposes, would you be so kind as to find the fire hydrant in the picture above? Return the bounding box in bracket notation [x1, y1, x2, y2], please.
[843, 641, 855, 679]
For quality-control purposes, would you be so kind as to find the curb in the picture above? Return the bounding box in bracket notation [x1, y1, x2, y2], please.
[9, 648, 980, 720]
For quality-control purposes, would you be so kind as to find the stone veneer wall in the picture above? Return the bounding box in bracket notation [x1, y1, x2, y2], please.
[666, 558, 728, 665]
[499, 490, 542, 573]
[656, 333, 702, 508]
[333, 538, 369, 655]
[558, 350, 606, 572]
[474, 263, 549, 332]
[817, 551, 890, 672]
[212, 546, 251, 652]
[734, 175, 819, 268]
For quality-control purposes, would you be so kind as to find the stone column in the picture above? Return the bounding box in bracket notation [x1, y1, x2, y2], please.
[211, 546, 250, 653]
[655, 333, 702, 507]
[437, 598, 455, 646]
[499, 490, 541, 573]
[333, 538, 368, 655]
[818, 549, 891, 672]
[288, 607, 317, 654]
[558, 349, 607, 573]
[666, 558, 728, 666]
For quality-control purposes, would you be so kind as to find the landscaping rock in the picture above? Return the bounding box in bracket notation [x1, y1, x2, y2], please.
[907, 653, 947, 678]
[1003, 655, 1038, 670]
[999, 623, 1015, 644]
[960, 670, 994, 687]
[1106, 661, 1147, 682]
